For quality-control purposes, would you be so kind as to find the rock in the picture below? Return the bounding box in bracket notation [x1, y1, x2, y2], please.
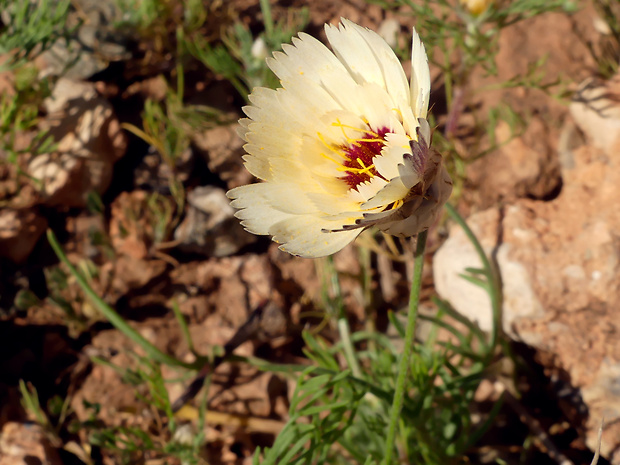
[192, 125, 252, 188]
[434, 125, 620, 459]
[28, 78, 127, 207]
[466, 117, 562, 207]
[122, 75, 169, 102]
[0, 422, 61, 465]
[134, 147, 193, 191]
[34, 0, 130, 79]
[433, 208, 545, 341]
[0, 208, 47, 263]
[570, 73, 620, 155]
[378, 18, 400, 48]
[174, 186, 256, 257]
[109, 190, 158, 259]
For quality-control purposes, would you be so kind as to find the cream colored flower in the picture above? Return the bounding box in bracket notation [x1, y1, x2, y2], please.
[227, 19, 452, 258]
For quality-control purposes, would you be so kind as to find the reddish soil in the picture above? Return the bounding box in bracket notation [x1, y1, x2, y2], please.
[0, 1, 615, 465]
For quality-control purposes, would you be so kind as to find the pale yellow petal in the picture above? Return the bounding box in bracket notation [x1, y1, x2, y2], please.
[325, 20, 386, 89]
[237, 118, 251, 141]
[361, 177, 410, 210]
[228, 182, 317, 216]
[269, 215, 363, 258]
[410, 28, 430, 119]
[227, 184, 295, 235]
[242, 154, 270, 181]
[350, 176, 388, 202]
[373, 132, 412, 180]
[267, 32, 352, 86]
[351, 83, 401, 133]
[340, 18, 415, 130]
[306, 192, 362, 215]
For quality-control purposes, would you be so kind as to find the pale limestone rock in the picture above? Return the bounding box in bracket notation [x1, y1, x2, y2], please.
[433, 209, 497, 333]
[433, 208, 544, 345]
[434, 116, 620, 459]
[28, 78, 127, 207]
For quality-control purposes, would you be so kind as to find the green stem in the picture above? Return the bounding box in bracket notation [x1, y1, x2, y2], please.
[444, 203, 502, 354]
[46, 230, 193, 369]
[259, 0, 274, 38]
[382, 230, 428, 465]
[338, 318, 362, 378]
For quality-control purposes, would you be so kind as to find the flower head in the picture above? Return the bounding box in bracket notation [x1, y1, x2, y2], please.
[459, 0, 494, 16]
[227, 19, 452, 258]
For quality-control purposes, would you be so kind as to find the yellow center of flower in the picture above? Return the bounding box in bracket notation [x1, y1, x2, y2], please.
[329, 123, 390, 189]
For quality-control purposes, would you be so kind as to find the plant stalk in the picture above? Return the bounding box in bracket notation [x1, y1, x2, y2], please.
[46, 229, 193, 369]
[382, 229, 428, 465]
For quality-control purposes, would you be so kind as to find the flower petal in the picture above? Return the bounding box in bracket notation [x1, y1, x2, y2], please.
[269, 215, 363, 258]
[325, 19, 390, 90]
[373, 132, 412, 180]
[360, 177, 410, 210]
[410, 28, 430, 119]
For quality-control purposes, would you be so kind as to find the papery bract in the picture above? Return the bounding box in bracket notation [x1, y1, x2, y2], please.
[227, 19, 452, 258]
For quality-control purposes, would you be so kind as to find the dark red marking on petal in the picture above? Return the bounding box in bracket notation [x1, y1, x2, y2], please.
[340, 126, 390, 188]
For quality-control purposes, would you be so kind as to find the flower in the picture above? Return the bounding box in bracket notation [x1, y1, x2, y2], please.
[459, 0, 493, 16]
[227, 19, 452, 258]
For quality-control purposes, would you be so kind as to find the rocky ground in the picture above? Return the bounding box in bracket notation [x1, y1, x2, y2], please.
[1, 0, 619, 464]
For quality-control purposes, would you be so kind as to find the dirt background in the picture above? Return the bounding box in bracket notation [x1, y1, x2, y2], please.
[0, 0, 618, 464]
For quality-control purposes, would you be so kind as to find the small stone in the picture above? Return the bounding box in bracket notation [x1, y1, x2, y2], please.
[28, 78, 127, 207]
[174, 186, 256, 257]
[192, 125, 251, 188]
[0, 422, 61, 465]
[378, 19, 400, 48]
[0, 208, 47, 263]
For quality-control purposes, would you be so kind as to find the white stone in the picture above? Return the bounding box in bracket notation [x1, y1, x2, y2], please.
[433, 210, 544, 342]
[28, 78, 127, 207]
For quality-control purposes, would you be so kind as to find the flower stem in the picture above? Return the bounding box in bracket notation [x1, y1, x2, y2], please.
[444, 202, 502, 354]
[46, 229, 194, 370]
[382, 229, 428, 465]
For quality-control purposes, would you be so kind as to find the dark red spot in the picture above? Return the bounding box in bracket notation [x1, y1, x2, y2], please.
[341, 127, 390, 188]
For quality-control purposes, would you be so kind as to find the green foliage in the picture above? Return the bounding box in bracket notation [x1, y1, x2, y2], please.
[79, 355, 205, 465]
[256, 314, 497, 464]
[185, 0, 309, 99]
[0, 0, 73, 69]
[0, 65, 55, 203]
[112, 0, 206, 42]
[251, 206, 504, 465]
